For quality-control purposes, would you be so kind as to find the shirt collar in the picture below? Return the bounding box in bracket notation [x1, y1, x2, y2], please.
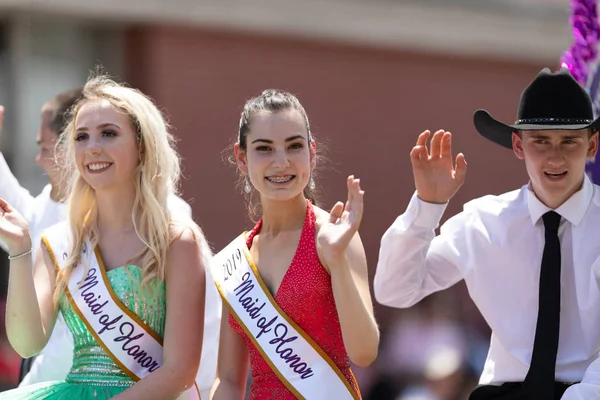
[527, 174, 593, 226]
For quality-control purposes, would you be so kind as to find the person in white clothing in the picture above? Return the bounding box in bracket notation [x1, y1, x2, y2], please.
[0, 89, 221, 398]
[0, 90, 82, 386]
[374, 68, 600, 400]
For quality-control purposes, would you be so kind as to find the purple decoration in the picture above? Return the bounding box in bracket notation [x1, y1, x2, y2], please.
[560, 0, 600, 84]
[560, 0, 600, 182]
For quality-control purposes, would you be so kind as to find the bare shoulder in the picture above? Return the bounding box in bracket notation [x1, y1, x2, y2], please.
[167, 221, 208, 274]
[169, 220, 207, 246]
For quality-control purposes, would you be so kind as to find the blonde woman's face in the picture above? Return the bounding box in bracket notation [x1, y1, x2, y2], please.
[74, 99, 139, 193]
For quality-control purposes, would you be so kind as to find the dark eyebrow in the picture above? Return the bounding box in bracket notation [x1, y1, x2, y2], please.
[528, 134, 552, 139]
[251, 138, 273, 144]
[528, 134, 585, 140]
[562, 135, 585, 140]
[75, 123, 121, 133]
[251, 135, 306, 144]
[285, 135, 306, 142]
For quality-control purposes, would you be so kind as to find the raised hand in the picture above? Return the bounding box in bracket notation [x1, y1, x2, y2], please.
[410, 129, 467, 204]
[317, 175, 364, 262]
[0, 198, 31, 255]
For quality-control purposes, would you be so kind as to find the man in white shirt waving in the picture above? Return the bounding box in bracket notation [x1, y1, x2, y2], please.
[374, 67, 600, 400]
[1, 90, 221, 399]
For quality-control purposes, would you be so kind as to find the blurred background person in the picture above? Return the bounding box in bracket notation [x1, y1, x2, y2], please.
[0, 91, 83, 386]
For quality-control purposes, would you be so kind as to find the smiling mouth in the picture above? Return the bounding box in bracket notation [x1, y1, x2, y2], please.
[265, 175, 295, 183]
[544, 171, 567, 178]
[87, 162, 113, 172]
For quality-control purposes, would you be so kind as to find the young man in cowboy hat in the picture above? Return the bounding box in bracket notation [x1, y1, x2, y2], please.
[374, 67, 600, 400]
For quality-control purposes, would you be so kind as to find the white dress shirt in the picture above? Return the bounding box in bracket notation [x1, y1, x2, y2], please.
[374, 175, 600, 397]
[0, 153, 221, 398]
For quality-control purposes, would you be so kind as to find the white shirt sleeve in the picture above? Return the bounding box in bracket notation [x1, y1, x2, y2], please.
[0, 153, 37, 252]
[374, 192, 472, 308]
[0, 153, 36, 221]
[561, 355, 600, 399]
[167, 194, 192, 219]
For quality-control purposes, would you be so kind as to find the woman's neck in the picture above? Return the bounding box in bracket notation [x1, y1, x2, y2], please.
[259, 194, 307, 235]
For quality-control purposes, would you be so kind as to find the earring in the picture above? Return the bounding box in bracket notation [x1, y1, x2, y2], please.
[308, 176, 316, 191]
[244, 177, 252, 194]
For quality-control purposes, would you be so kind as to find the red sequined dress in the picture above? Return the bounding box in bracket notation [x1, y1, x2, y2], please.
[228, 201, 361, 399]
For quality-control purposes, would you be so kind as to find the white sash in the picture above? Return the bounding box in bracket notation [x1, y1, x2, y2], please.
[212, 234, 360, 400]
[42, 224, 202, 400]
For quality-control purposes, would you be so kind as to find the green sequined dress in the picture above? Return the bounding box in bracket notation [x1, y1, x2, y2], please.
[0, 266, 165, 400]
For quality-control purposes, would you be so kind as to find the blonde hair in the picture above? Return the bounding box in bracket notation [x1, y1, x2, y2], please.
[53, 75, 182, 306]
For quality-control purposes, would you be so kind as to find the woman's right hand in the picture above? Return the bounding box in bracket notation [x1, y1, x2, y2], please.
[0, 197, 31, 255]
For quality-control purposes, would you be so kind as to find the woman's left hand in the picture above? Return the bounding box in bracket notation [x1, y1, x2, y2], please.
[316, 175, 364, 263]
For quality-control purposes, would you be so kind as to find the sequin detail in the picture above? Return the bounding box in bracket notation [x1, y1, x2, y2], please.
[0, 266, 165, 399]
[62, 266, 166, 386]
[228, 201, 361, 399]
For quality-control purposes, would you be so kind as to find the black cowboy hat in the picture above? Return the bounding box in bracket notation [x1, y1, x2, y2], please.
[474, 67, 600, 149]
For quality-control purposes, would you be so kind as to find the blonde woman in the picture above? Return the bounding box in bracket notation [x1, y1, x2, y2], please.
[0, 76, 207, 399]
[0, 90, 194, 388]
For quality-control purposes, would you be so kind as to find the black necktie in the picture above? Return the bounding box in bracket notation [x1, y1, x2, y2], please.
[523, 210, 562, 397]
